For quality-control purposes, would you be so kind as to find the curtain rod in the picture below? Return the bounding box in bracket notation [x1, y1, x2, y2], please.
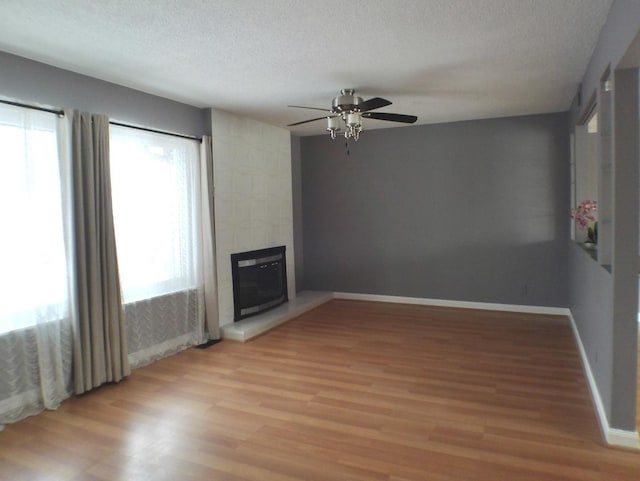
[109, 121, 201, 142]
[0, 99, 64, 116]
[0, 99, 201, 141]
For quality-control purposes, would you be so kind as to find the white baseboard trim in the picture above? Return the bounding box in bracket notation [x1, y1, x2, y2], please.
[567, 312, 610, 443]
[333, 291, 570, 316]
[334, 291, 639, 449]
[608, 428, 640, 449]
[567, 311, 639, 449]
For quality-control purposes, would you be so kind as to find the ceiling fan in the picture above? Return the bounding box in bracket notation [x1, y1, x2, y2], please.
[287, 89, 417, 141]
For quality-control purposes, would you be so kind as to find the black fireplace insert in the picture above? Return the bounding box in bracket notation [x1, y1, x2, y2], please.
[230, 246, 288, 321]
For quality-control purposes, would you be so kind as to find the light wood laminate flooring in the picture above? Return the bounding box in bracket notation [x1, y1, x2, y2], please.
[1, 299, 640, 480]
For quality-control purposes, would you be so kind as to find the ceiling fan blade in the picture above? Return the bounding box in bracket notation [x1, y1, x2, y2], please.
[356, 97, 392, 112]
[363, 112, 418, 123]
[287, 116, 330, 126]
[288, 105, 332, 112]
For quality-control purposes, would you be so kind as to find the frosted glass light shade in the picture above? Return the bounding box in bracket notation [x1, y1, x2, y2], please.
[327, 116, 341, 131]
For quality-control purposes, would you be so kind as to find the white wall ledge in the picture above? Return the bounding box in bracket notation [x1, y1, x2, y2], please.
[220, 291, 332, 342]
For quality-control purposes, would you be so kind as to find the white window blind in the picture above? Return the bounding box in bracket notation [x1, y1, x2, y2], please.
[0, 105, 70, 334]
[109, 125, 203, 304]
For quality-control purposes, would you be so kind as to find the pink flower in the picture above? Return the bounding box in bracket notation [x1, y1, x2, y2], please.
[571, 200, 597, 230]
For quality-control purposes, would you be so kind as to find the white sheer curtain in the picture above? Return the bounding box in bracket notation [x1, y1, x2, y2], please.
[0, 104, 74, 425]
[109, 126, 205, 367]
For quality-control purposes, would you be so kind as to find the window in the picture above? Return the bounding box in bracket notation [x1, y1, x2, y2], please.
[574, 109, 599, 214]
[572, 105, 599, 245]
[571, 69, 614, 267]
[0, 105, 70, 334]
[109, 126, 202, 304]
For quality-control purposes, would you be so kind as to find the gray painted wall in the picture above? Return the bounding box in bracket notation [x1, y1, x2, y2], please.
[301, 113, 570, 307]
[568, 245, 614, 420]
[0, 51, 206, 136]
[291, 135, 304, 292]
[568, 0, 639, 431]
[610, 68, 639, 429]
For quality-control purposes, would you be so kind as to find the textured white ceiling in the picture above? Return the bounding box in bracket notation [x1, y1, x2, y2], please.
[0, 0, 613, 135]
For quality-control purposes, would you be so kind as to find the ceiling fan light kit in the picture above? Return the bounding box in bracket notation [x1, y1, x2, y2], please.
[326, 115, 342, 139]
[288, 88, 417, 141]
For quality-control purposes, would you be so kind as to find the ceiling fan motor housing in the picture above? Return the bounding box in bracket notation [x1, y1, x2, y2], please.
[332, 88, 362, 112]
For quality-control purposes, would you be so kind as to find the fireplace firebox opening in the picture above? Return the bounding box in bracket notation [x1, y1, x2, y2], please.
[230, 246, 288, 321]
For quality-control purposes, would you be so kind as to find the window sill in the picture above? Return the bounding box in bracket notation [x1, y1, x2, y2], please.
[578, 242, 597, 260]
[574, 241, 611, 273]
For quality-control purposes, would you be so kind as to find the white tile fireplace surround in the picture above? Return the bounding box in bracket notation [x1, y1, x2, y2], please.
[210, 109, 296, 328]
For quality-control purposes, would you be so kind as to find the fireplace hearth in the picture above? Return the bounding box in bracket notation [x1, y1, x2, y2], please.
[230, 246, 288, 321]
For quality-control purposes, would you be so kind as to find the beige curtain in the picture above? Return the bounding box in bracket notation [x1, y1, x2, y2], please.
[71, 111, 130, 394]
[200, 136, 220, 340]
